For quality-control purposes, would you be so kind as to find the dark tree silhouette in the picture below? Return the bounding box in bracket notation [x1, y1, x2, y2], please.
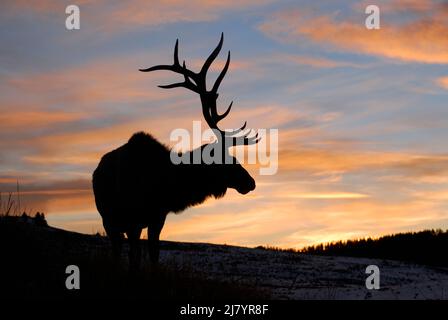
[301, 229, 448, 267]
[92, 34, 259, 269]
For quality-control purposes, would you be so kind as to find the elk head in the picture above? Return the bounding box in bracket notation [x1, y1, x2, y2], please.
[140, 33, 259, 195]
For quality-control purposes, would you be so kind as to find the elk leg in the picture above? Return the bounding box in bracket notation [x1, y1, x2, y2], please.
[126, 228, 142, 272]
[110, 231, 124, 262]
[148, 215, 166, 264]
[105, 224, 123, 263]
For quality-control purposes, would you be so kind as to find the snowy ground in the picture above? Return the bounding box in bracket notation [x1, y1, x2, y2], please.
[156, 241, 448, 300]
[5, 218, 446, 299]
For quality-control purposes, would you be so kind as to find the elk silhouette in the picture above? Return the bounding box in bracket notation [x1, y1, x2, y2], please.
[92, 34, 259, 269]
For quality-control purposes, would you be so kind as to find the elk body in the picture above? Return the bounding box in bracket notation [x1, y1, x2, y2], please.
[92, 34, 259, 269]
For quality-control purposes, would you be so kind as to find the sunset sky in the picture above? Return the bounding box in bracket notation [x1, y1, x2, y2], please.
[1, 0, 448, 248]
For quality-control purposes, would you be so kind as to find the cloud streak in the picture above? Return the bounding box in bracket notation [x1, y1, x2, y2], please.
[437, 76, 448, 89]
[1, 0, 273, 32]
[259, 3, 448, 64]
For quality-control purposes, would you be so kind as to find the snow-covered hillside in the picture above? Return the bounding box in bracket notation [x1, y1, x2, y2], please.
[158, 242, 448, 300]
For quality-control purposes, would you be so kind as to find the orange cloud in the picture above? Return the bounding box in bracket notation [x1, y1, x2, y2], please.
[279, 54, 361, 69]
[43, 192, 95, 214]
[259, 8, 448, 64]
[0, 110, 85, 131]
[0, 183, 95, 218]
[12, 102, 299, 169]
[5, 54, 175, 107]
[286, 192, 370, 199]
[0, 178, 16, 184]
[354, 0, 436, 14]
[16, 189, 90, 196]
[436, 76, 448, 89]
[386, 0, 435, 12]
[279, 142, 448, 179]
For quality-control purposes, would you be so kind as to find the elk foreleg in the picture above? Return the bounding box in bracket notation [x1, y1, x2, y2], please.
[104, 224, 124, 263]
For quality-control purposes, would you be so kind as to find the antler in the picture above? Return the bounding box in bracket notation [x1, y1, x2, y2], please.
[139, 39, 200, 93]
[140, 33, 260, 146]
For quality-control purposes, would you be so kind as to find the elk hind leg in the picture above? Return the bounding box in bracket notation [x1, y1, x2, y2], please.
[126, 228, 142, 272]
